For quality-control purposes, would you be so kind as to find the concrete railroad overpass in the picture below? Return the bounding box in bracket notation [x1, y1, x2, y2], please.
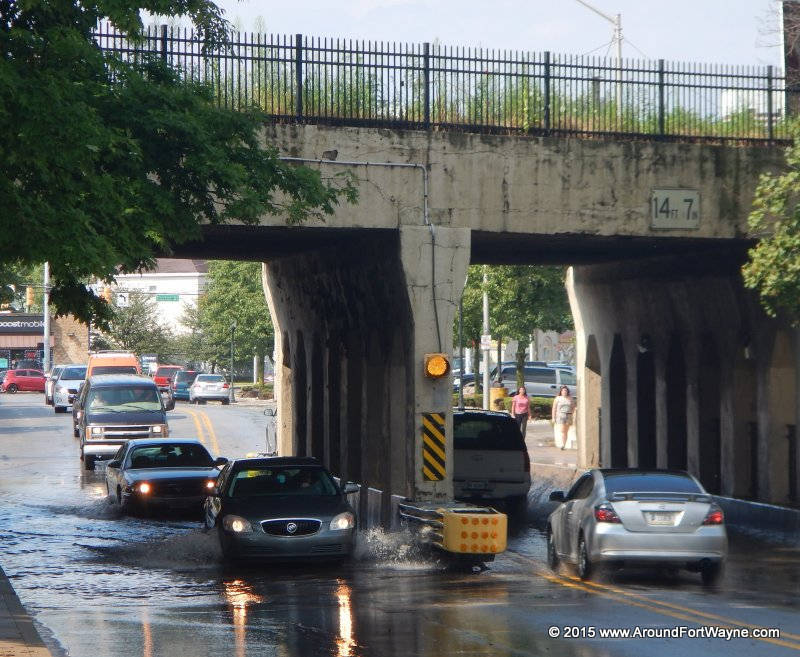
[172, 120, 800, 519]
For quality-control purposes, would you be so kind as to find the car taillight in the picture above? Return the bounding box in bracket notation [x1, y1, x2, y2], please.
[222, 383, 229, 389]
[594, 503, 621, 523]
[702, 505, 724, 525]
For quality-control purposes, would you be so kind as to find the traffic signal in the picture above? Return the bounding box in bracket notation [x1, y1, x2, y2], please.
[25, 286, 34, 307]
[424, 353, 451, 379]
[101, 286, 113, 303]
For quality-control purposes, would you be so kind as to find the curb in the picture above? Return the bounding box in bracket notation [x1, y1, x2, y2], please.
[0, 564, 53, 657]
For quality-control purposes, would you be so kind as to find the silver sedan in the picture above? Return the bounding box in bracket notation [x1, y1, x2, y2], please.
[547, 469, 727, 584]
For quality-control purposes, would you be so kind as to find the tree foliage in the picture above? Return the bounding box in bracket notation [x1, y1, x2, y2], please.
[0, 0, 356, 327]
[99, 292, 174, 359]
[742, 121, 800, 322]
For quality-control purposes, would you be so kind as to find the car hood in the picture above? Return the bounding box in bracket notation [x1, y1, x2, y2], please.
[224, 495, 351, 520]
[125, 467, 220, 483]
[56, 378, 84, 387]
[86, 410, 165, 424]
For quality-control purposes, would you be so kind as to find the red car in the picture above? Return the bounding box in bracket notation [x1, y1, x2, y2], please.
[153, 365, 182, 391]
[2, 369, 46, 393]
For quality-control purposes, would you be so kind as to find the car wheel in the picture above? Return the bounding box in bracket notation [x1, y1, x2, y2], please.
[701, 562, 723, 587]
[577, 535, 593, 580]
[547, 527, 559, 571]
[7, 384, 17, 394]
[54, 406, 65, 414]
[83, 454, 95, 471]
[221, 399, 229, 405]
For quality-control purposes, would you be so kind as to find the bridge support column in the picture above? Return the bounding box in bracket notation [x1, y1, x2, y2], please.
[263, 226, 469, 518]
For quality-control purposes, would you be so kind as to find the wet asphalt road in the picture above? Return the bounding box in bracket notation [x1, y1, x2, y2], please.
[0, 392, 799, 657]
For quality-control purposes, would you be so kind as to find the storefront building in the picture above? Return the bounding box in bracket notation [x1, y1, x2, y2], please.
[0, 313, 88, 370]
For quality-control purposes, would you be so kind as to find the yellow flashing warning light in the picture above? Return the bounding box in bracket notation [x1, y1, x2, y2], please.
[424, 353, 450, 379]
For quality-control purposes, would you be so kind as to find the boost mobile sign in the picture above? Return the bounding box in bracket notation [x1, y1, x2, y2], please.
[0, 315, 45, 334]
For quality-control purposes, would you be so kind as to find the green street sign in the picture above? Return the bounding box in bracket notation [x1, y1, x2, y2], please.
[155, 294, 179, 302]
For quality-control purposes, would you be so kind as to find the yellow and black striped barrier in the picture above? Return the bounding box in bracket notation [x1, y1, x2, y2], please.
[421, 412, 446, 482]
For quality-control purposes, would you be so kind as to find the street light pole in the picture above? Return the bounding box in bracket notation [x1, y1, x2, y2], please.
[229, 320, 237, 403]
[43, 262, 51, 373]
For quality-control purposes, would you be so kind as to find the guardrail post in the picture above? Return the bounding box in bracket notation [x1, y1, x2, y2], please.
[767, 65, 775, 141]
[160, 24, 168, 62]
[543, 51, 551, 131]
[658, 59, 665, 137]
[295, 33, 303, 120]
[423, 42, 431, 129]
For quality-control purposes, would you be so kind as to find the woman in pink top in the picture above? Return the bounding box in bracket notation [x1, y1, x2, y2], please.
[510, 386, 531, 437]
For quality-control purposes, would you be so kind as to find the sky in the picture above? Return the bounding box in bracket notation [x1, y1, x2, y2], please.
[211, 0, 783, 69]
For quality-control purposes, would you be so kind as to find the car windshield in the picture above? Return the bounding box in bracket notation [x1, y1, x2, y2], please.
[227, 466, 339, 498]
[175, 371, 198, 383]
[197, 375, 224, 383]
[453, 416, 525, 451]
[603, 472, 703, 495]
[92, 365, 138, 375]
[87, 386, 161, 412]
[60, 366, 86, 380]
[128, 443, 213, 469]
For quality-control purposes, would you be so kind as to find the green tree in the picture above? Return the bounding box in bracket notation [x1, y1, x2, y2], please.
[0, 0, 356, 327]
[101, 292, 175, 359]
[743, 123, 800, 321]
[196, 261, 273, 380]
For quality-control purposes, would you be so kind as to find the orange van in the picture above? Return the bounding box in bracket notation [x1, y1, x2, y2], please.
[86, 351, 141, 377]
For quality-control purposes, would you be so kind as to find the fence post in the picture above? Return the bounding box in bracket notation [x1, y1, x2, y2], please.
[295, 34, 303, 120]
[543, 51, 551, 131]
[160, 24, 168, 62]
[767, 65, 775, 141]
[423, 42, 431, 129]
[658, 59, 665, 137]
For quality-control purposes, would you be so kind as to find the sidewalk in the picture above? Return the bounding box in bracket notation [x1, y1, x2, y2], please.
[524, 419, 578, 469]
[0, 565, 52, 657]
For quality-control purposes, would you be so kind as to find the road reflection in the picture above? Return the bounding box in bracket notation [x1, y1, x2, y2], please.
[336, 580, 356, 657]
[223, 578, 265, 657]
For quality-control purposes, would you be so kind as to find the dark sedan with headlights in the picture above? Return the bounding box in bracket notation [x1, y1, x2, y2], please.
[106, 439, 228, 515]
[205, 457, 359, 562]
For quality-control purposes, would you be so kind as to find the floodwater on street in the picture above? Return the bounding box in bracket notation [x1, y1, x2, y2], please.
[1, 392, 799, 657]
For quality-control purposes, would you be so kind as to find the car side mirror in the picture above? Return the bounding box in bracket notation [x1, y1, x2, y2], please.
[107, 460, 120, 469]
[215, 457, 229, 467]
[549, 491, 565, 503]
[343, 482, 359, 495]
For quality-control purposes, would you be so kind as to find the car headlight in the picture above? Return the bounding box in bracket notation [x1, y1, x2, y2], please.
[330, 512, 355, 531]
[205, 480, 215, 491]
[151, 425, 163, 434]
[138, 482, 151, 495]
[90, 426, 103, 436]
[222, 515, 253, 534]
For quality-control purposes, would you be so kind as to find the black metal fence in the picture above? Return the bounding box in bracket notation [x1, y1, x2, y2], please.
[94, 23, 796, 142]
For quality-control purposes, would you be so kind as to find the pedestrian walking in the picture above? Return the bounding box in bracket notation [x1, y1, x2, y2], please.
[551, 385, 575, 449]
[510, 386, 530, 437]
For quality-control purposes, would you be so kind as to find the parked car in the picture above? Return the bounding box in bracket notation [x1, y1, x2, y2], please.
[44, 365, 64, 405]
[189, 374, 230, 405]
[86, 351, 141, 377]
[1, 369, 46, 393]
[53, 364, 87, 413]
[74, 374, 171, 470]
[153, 365, 182, 391]
[14, 358, 42, 370]
[496, 365, 576, 398]
[172, 370, 199, 401]
[204, 456, 358, 561]
[105, 438, 228, 515]
[547, 469, 727, 584]
[452, 410, 531, 511]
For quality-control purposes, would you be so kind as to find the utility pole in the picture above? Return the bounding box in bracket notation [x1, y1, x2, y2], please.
[43, 263, 51, 373]
[574, 0, 623, 119]
[482, 265, 491, 410]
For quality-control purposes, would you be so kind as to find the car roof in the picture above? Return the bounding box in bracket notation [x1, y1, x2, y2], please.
[453, 409, 511, 419]
[124, 438, 206, 448]
[598, 468, 693, 478]
[229, 456, 322, 469]
[87, 374, 156, 386]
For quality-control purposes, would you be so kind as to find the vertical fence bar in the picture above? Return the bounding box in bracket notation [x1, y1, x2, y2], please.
[543, 51, 551, 131]
[295, 33, 303, 120]
[423, 42, 431, 128]
[767, 64, 774, 140]
[160, 24, 168, 62]
[658, 59, 665, 136]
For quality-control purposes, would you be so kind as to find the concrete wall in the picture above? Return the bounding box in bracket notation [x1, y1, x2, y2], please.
[263, 226, 469, 521]
[263, 124, 780, 242]
[568, 259, 800, 506]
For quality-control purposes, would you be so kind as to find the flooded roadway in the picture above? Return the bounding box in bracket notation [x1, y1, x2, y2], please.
[1, 393, 799, 657]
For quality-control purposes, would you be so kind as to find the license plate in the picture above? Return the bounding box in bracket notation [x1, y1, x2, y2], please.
[645, 511, 677, 526]
[466, 481, 489, 490]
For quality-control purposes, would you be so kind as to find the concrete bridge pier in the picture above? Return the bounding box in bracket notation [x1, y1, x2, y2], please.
[263, 226, 470, 525]
[568, 257, 800, 506]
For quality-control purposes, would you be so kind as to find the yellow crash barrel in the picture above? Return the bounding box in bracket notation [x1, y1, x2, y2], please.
[438, 510, 507, 555]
